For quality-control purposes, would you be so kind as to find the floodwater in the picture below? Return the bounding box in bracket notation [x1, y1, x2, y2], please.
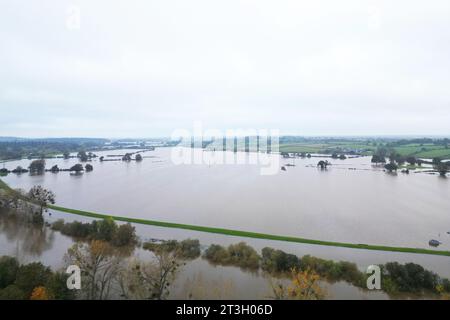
[1, 147, 449, 299]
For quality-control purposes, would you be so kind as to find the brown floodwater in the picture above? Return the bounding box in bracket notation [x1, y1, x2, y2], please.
[1, 147, 449, 298]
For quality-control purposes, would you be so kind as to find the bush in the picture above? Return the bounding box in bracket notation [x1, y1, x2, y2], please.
[0, 256, 19, 289]
[383, 262, 439, 293]
[93, 218, 118, 242]
[203, 244, 230, 264]
[261, 247, 300, 274]
[46, 272, 76, 300]
[203, 242, 260, 270]
[143, 239, 201, 259]
[14, 262, 52, 297]
[0, 285, 26, 300]
[179, 239, 201, 259]
[112, 223, 137, 247]
[52, 218, 137, 247]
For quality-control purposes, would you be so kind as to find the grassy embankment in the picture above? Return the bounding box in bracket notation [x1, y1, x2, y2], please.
[1, 178, 449, 257]
[48, 204, 450, 257]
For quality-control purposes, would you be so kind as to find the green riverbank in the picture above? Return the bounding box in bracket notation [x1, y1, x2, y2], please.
[1, 177, 449, 257]
[48, 204, 450, 257]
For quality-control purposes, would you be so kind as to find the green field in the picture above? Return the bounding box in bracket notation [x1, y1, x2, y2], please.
[393, 144, 450, 158]
[279, 141, 450, 159]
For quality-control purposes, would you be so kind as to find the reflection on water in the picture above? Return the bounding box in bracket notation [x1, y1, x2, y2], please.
[0, 209, 54, 256]
[0, 209, 74, 268]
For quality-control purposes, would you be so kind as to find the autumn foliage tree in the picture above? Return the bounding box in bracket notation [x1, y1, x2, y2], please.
[270, 268, 325, 300]
[30, 286, 50, 300]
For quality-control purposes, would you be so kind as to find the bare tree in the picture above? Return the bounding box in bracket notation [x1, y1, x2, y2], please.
[65, 240, 122, 300]
[119, 249, 182, 300]
[27, 186, 55, 215]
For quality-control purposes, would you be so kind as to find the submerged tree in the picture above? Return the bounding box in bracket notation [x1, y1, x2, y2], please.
[69, 164, 84, 172]
[371, 154, 386, 165]
[122, 153, 132, 161]
[119, 249, 182, 300]
[65, 240, 122, 300]
[77, 151, 88, 162]
[384, 162, 398, 173]
[434, 161, 449, 177]
[27, 185, 55, 216]
[28, 159, 46, 174]
[317, 160, 330, 169]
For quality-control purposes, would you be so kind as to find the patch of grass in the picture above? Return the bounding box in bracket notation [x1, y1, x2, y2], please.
[48, 204, 450, 257]
[415, 149, 450, 159]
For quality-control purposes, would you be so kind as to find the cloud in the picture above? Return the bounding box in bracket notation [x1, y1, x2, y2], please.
[1, 0, 449, 137]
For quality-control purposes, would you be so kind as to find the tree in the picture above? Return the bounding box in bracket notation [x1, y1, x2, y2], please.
[63, 152, 70, 159]
[317, 160, 330, 169]
[85, 164, 94, 172]
[65, 240, 122, 300]
[339, 154, 347, 160]
[14, 262, 52, 298]
[270, 268, 325, 300]
[434, 162, 449, 176]
[382, 262, 439, 293]
[122, 153, 132, 161]
[405, 156, 416, 165]
[119, 250, 181, 300]
[371, 154, 386, 165]
[432, 157, 442, 165]
[261, 247, 300, 274]
[12, 166, 27, 174]
[93, 218, 118, 242]
[27, 185, 56, 215]
[0, 285, 26, 300]
[70, 164, 84, 172]
[135, 154, 143, 161]
[78, 151, 88, 162]
[0, 256, 19, 288]
[384, 162, 398, 173]
[29, 159, 46, 174]
[46, 272, 76, 300]
[50, 165, 59, 173]
[112, 223, 137, 247]
[30, 286, 50, 300]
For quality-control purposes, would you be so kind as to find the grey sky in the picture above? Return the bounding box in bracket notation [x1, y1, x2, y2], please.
[1, 0, 450, 138]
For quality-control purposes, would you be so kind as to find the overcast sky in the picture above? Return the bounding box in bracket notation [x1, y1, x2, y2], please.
[1, 0, 450, 138]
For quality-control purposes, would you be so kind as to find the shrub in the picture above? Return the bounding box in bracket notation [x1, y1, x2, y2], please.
[112, 223, 137, 247]
[261, 247, 300, 274]
[203, 242, 260, 270]
[143, 239, 200, 259]
[0, 256, 19, 289]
